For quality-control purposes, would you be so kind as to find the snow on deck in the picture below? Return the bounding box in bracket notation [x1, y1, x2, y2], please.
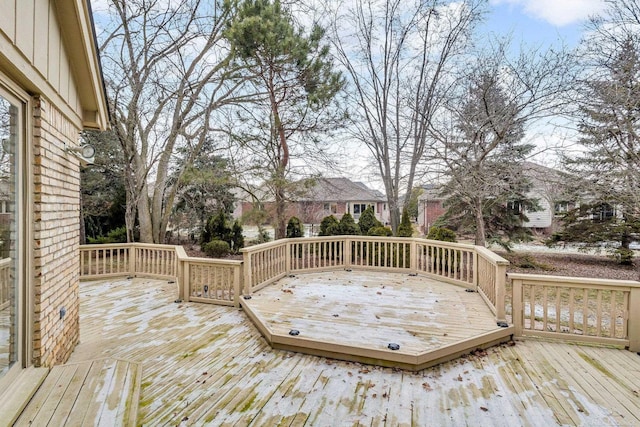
[241, 270, 509, 367]
[42, 277, 640, 426]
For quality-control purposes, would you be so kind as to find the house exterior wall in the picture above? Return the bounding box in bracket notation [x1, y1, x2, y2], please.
[0, 0, 107, 375]
[523, 192, 554, 230]
[32, 97, 81, 367]
[419, 199, 447, 234]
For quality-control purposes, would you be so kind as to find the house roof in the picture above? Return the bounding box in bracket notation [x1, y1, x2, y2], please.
[298, 178, 386, 203]
[56, 0, 109, 130]
[418, 183, 445, 202]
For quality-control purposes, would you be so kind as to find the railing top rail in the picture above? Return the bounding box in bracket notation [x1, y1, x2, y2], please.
[80, 243, 135, 250]
[129, 243, 181, 250]
[79, 243, 182, 250]
[175, 245, 188, 260]
[419, 239, 476, 250]
[240, 236, 479, 253]
[240, 239, 288, 253]
[182, 256, 243, 266]
[508, 273, 640, 288]
[476, 246, 510, 266]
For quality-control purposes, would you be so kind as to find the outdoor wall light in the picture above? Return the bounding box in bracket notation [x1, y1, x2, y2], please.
[65, 143, 95, 165]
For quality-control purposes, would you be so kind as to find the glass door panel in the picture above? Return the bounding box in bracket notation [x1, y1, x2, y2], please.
[0, 90, 19, 380]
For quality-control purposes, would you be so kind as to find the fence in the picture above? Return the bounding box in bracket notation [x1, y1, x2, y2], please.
[80, 244, 242, 307]
[509, 273, 640, 352]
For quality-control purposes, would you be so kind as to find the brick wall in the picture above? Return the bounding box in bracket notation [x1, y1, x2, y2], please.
[32, 96, 81, 367]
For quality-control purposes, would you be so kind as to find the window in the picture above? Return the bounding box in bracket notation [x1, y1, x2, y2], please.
[323, 203, 337, 214]
[554, 202, 569, 215]
[592, 203, 615, 222]
[353, 204, 374, 217]
[507, 201, 522, 214]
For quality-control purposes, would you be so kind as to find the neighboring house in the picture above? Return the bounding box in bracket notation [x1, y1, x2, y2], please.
[417, 184, 447, 234]
[417, 163, 576, 235]
[0, 0, 108, 408]
[520, 162, 576, 233]
[296, 178, 389, 225]
[237, 178, 390, 229]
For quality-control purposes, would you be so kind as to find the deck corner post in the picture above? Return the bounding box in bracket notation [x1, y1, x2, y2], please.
[128, 243, 136, 276]
[234, 263, 242, 308]
[511, 277, 523, 337]
[242, 249, 252, 297]
[181, 261, 190, 302]
[472, 249, 479, 290]
[495, 263, 507, 324]
[628, 286, 640, 352]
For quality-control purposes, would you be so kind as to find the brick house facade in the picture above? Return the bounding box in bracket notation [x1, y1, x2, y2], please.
[0, 0, 108, 403]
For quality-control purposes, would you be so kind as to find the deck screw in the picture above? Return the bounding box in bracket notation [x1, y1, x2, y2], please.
[243, 295, 252, 300]
[388, 343, 400, 351]
[289, 329, 300, 336]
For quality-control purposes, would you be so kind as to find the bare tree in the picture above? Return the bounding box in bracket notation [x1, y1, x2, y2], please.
[431, 39, 574, 246]
[98, 0, 249, 243]
[328, 0, 484, 232]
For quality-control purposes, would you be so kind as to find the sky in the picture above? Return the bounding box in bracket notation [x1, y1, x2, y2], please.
[485, 0, 606, 47]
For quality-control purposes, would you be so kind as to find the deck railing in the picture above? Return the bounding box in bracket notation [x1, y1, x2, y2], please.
[0, 257, 10, 310]
[78, 239, 640, 352]
[80, 244, 242, 307]
[509, 273, 640, 352]
[476, 247, 509, 324]
[241, 237, 511, 328]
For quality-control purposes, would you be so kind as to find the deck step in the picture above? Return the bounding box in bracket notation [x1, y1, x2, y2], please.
[14, 358, 141, 427]
[0, 366, 49, 427]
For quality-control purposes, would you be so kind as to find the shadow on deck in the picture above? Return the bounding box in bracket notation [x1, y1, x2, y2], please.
[241, 270, 514, 371]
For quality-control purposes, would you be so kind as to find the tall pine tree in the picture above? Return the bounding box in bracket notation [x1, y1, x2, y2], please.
[558, 37, 640, 264]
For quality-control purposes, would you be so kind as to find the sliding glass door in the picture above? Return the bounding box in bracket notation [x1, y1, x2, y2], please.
[0, 85, 22, 382]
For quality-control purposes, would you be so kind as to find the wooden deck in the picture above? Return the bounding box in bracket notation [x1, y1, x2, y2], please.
[16, 277, 640, 426]
[242, 271, 513, 369]
[15, 358, 140, 426]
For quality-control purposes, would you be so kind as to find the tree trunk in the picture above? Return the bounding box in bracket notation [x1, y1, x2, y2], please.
[137, 182, 154, 243]
[274, 182, 286, 240]
[474, 198, 486, 246]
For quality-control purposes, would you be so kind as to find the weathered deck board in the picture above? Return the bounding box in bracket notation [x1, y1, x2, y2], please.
[41, 277, 640, 426]
[242, 271, 503, 359]
[14, 358, 140, 426]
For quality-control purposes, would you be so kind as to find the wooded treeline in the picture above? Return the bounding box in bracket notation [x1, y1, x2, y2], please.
[82, 0, 640, 262]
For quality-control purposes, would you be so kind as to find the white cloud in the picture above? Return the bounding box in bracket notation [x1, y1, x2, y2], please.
[491, 0, 607, 26]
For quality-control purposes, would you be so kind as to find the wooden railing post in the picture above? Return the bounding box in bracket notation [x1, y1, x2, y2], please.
[285, 239, 292, 274]
[629, 287, 640, 352]
[472, 250, 479, 290]
[410, 239, 417, 273]
[242, 249, 252, 296]
[129, 244, 136, 276]
[511, 277, 523, 338]
[495, 263, 507, 325]
[344, 237, 352, 269]
[234, 263, 242, 308]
